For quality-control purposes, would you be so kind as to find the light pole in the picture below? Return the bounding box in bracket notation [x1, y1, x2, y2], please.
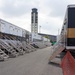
[58, 29, 60, 35]
[39, 25, 41, 33]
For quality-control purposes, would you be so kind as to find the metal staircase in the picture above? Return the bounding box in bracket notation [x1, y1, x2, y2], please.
[26, 44, 36, 52]
[0, 49, 9, 61]
[22, 42, 37, 52]
[49, 39, 65, 61]
[5, 40, 25, 55]
[9, 40, 29, 53]
[28, 44, 37, 51]
[17, 41, 31, 53]
[34, 42, 46, 49]
[0, 39, 19, 57]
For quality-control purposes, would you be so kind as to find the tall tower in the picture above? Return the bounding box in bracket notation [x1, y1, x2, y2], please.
[31, 8, 38, 34]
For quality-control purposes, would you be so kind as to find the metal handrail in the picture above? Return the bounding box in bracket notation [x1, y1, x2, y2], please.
[53, 36, 65, 50]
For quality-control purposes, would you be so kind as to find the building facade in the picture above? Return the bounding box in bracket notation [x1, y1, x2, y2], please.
[38, 33, 56, 42]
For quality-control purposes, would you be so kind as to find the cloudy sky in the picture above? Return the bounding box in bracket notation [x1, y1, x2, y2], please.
[0, 0, 75, 35]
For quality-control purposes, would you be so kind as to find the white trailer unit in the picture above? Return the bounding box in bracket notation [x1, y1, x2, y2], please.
[0, 19, 22, 37]
[32, 33, 43, 42]
[22, 29, 26, 37]
[43, 37, 50, 42]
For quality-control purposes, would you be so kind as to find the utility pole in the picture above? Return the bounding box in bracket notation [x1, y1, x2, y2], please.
[58, 29, 60, 35]
[39, 25, 41, 33]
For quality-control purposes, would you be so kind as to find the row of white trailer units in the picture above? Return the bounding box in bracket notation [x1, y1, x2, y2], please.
[0, 19, 27, 37]
[0, 19, 51, 61]
[31, 33, 50, 42]
[0, 19, 50, 43]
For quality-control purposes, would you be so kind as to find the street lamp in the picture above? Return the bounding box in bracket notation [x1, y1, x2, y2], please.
[58, 28, 60, 35]
[39, 25, 41, 33]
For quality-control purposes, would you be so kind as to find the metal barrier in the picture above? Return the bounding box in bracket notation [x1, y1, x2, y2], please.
[61, 51, 75, 75]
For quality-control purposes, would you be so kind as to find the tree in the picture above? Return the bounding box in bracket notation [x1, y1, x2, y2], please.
[45, 35, 49, 39]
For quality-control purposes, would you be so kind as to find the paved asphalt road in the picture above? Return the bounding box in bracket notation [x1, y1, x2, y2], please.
[0, 47, 63, 75]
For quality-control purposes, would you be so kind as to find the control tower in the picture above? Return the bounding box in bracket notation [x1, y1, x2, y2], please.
[31, 8, 38, 34]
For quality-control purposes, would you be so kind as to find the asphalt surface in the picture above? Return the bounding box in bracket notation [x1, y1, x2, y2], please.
[0, 47, 63, 75]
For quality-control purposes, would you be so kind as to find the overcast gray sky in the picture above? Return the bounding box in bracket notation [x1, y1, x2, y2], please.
[0, 0, 75, 35]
